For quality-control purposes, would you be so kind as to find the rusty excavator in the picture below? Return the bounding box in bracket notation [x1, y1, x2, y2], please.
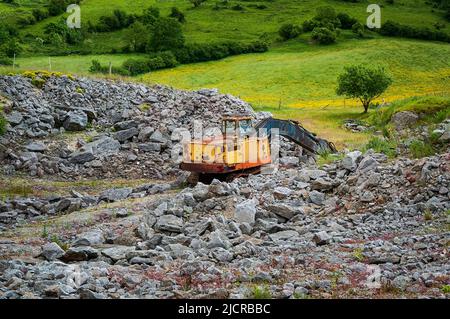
[180, 115, 337, 184]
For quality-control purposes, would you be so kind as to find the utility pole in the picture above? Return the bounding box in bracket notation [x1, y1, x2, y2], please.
[13, 53, 16, 71]
[48, 57, 52, 71]
[109, 62, 112, 76]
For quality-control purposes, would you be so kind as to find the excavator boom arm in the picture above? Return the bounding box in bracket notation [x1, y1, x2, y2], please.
[255, 117, 336, 154]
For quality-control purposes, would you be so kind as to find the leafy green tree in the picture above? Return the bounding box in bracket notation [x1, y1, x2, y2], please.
[1, 38, 22, 57]
[336, 65, 393, 113]
[148, 17, 185, 52]
[125, 21, 148, 52]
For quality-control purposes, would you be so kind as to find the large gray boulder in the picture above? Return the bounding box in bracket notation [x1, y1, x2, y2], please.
[391, 111, 418, 130]
[155, 215, 183, 232]
[63, 111, 88, 131]
[41, 242, 65, 261]
[73, 230, 105, 246]
[114, 127, 139, 143]
[70, 149, 95, 164]
[99, 188, 133, 202]
[102, 246, 135, 262]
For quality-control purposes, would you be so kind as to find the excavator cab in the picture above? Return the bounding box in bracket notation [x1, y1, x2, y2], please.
[222, 116, 253, 137]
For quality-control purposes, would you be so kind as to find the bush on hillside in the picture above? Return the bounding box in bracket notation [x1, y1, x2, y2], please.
[169, 7, 186, 23]
[352, 22, 365, 37]
[337, 13, 358, 29]
[189, 0, 206, 8]
[44, 20, 85, 45]
[0, 55, 13, 65]
[1, 38, 22, 57]
[89, 60, 130, 76]
[311, 27, 337, 44]
[380, 20, 450, 42]
[173, 41, 268, 64]
[122, 51, 178, 75]
[91, 10, 136, 32]
[90, 41, 269, 76]
[278, 23, 302, 40]
[32, 8, 49, 22]
[140, 6, 160, 25]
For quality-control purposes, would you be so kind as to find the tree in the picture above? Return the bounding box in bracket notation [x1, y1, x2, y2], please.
[148, 17, 185, 52]
[1, 38, 22, 57]
[125, 21, 148, 52]
[336, 65, 393, 113]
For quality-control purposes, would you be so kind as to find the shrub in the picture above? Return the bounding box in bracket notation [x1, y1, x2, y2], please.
[364, 137, 397, 158]
[0, 55, 13, 66]
[278, 23, 302, 40]
[250, 285, 272, 299]
[0, 111, 7, 136]
[91, 9, 136, 32]
[189, 0, 206, 8]
[141, 6, 160, 25]
[352, 22, 365, 37]
[337, 12, 358, 29]
[48, 0, 72, 16]
[89, 60, 130, 76]
[380, 20, 450, 42]
[169, 7, 186, 23]
[1, 38, 22, 57]
[122, 51, 178, 75]
[173, 41, 268, 64]
[408, 140, 435, 158]
[311, 27, 337, 44]
[32, 8, 49, 22]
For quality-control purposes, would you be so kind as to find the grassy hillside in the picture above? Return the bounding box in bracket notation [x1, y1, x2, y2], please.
[140, 38, 450, 108]
[7, 0, 449, 56]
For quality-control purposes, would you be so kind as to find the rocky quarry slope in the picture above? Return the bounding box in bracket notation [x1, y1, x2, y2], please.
[0, 75, 449, 299]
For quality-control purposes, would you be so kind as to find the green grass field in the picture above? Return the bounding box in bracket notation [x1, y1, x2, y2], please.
[141, 37, 450, 108]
